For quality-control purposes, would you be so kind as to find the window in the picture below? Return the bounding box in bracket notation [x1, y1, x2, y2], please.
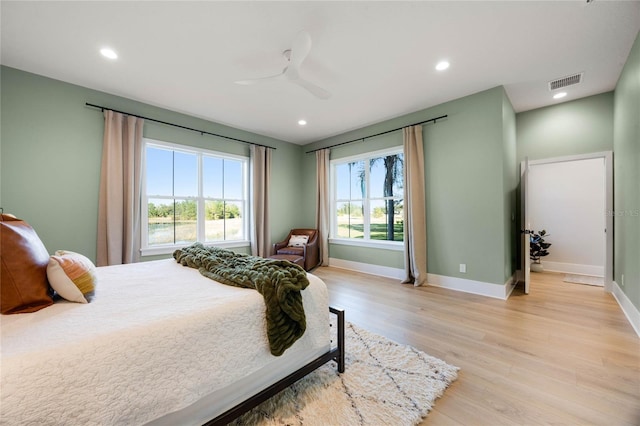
[331, 148, 404, 245]
[142, 139, 248, 255]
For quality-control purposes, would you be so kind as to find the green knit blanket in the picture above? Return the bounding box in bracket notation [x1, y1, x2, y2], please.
[173, 243, 309, 356]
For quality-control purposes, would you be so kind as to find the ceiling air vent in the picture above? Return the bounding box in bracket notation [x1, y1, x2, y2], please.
[549, 73, 583, 91]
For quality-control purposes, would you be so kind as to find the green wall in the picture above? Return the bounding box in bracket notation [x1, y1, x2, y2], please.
[0, 66, 304, 262]
[3, 57, 633, 306]
[613, 30, 640, 311]
[514, 92, 615, 280]
[304, 86, 515, 286]
[502, 91, 518, 283]
[516, 92, 614, 163]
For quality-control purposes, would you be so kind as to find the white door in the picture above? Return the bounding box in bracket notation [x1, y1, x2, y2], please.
[521, 158, 531, 294]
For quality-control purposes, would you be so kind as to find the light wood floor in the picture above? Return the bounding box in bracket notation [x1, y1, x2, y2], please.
[312, 267, 640, 426]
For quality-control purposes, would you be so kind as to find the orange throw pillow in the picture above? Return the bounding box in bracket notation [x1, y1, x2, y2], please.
[1, 214, 53, 314]
[47, 250, 97, 303]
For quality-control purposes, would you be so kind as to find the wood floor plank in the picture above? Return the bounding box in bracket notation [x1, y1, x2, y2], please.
[312, 267, 640, 425]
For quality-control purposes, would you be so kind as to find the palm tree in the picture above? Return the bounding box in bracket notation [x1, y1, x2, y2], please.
[382, 154, 402, 240]
[349, 153, 403, 240]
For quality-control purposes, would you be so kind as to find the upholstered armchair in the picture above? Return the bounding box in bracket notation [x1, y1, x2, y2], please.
[272, 229, 320, 271]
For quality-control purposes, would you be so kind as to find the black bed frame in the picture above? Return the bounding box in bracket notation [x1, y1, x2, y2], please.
[203, 306, 345, 425]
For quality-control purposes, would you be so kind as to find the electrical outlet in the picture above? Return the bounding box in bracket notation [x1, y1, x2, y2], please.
[460, 264, 466, 273]
[621, 274, 625, 286]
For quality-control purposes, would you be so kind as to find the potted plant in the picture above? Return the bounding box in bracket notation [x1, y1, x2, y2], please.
[530, 229, 551, 272]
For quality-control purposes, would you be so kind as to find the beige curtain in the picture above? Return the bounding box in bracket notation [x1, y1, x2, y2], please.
[250, 145, 272, 257]
[97, 110, 144, 266]
[402, 125, 427, 286]
[315, 149, 330, 266]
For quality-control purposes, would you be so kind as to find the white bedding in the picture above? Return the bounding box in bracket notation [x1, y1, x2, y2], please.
[0, 259, 330, 425]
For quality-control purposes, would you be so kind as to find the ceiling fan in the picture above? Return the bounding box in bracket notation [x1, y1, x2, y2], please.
[235, 31, 331, 100]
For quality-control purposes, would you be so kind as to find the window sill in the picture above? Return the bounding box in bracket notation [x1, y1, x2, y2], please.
[141, 240, 251, 257]
[328, 238, 403, 251]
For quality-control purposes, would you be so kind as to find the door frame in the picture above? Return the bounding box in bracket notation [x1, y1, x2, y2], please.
[519, 151, 613, 292]
[521, 158, 531, 294]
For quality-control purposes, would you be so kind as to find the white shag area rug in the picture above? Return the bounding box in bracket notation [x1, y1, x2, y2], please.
[231, 322, 459, 425]
[563, 274, 604, 286]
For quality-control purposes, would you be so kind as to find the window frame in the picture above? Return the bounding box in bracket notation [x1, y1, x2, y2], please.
[140, 138, 250, 256]
[329, 146, 404, 251]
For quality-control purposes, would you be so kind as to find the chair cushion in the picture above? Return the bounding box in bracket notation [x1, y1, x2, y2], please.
[1, 214, 53, 314]
[268, 254, 304, 267]
[288, 235, 309, 247]
[277, 246, 304, 256]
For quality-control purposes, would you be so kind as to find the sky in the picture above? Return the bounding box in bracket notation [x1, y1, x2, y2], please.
[146, 146, 244, 201]
[335, 154, 403, 201]
[147, 146, 401, 205]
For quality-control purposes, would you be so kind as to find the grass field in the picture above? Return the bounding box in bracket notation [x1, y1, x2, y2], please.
[336, 217, 403, 241]
[148, 218, 243, 245]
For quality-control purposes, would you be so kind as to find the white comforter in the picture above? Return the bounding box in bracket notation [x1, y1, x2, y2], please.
[0, 259, 329, 425]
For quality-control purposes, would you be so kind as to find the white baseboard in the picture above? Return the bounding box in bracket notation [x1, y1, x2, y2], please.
[328, 258, 510, 299]
[543, 261, 604, 277]
[505, 274, 518, 298]
[427, 273, 513, 300]
[328, 258, 405, 280]
[611, 281, 640, 338]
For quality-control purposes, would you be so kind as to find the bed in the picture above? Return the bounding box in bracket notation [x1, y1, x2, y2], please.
[0, 257, 345, 425]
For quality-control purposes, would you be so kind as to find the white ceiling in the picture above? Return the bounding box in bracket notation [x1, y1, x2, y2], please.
[2, 1, 639, 145]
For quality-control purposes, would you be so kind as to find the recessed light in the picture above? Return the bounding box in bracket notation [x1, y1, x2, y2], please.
[435, 61, 450, 71]
[100, 48, 118, 60]
[553, 92, 567, 99]
[298, 119, 307, 126]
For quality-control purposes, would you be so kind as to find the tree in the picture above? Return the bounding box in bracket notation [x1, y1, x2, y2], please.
[175, 200, 196, 220]
[351, 154, 403, 240]
[148, 202, 173, 219]
[383, 155, 402, 240]
[206, 201, 225, 220]
[226, 203, 241, 219]
[148, 202, 158, 218]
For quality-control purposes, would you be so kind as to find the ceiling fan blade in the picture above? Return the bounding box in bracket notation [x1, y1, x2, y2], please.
[235, 72, 285, 85]
[236, 30, 329, 99]
[285, 30, 312, 79]
[293, 78, 331, 100]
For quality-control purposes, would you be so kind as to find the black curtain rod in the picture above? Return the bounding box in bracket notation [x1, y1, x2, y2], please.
[305, 114, 447, 154]
[85, 103, 276, 150]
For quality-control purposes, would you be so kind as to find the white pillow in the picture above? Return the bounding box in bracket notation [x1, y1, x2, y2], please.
[288, 235, 309, 247]
[47, 250, 97, 303]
